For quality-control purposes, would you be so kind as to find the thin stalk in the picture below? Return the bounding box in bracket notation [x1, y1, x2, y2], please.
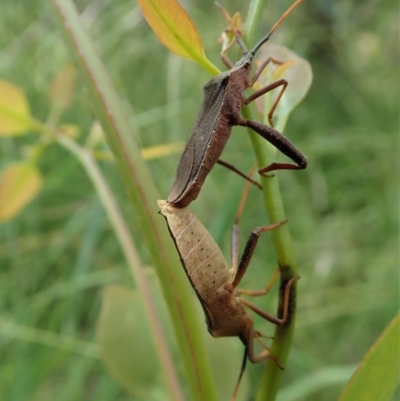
[243, 0, 300, 400]
[0, 318, 98, 358]
[57, 134, 185, 401]
[246, 117, 298, 401]
[28, 114, 185, 400]
[49, 1, 218, 400]
[245, 0, 265, 44]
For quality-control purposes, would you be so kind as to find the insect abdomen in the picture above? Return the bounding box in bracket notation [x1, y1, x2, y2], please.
[158, 200, 230, 299]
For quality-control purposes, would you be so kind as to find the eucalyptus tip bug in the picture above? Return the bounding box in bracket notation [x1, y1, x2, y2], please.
[167, 0, 307, 208]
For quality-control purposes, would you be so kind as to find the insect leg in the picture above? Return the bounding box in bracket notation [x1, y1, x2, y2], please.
[231, 221, 287, 288]
[239, 268, 280, 297]
[215, 1, 248, 62]
[244, 78, 288, 127]
[230, 347, 248, 401]
[217, 159, 262, 189]
[249, 57, 284, 85]
[238, 118, 308, 174]
[240, 276, 299, 326]
[219, 25, 242, 69]
[244, 322, 282, 366]
[221, 48, 235, 69]
[229, 164, 258, 277]
[230, 332, 280, 398]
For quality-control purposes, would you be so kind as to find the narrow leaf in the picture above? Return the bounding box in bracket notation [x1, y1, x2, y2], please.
[338, 312, 400, 401]
[0, 80, 32, 135]
[141, 142, 184, 160]
[218, 12, 243, 53]
[137, 0, 219, 75]
[0, 162, 42, 222]
[51, 1, 218, 399]
[137, 0, 204, 60]
[92, 143, 184, 162]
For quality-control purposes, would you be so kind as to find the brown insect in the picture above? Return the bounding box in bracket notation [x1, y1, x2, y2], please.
[158, 195, 297, 399]
[168, 0, 307, 208]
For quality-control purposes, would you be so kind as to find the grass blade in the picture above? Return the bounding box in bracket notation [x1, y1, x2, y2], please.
[49, 1, 218, 400]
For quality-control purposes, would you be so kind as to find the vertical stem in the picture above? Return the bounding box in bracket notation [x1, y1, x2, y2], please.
[56, 133, 186, 401]
[242, 0, 300, 399]
[245, 0, 266, 44]
[49, 1, 218, 399]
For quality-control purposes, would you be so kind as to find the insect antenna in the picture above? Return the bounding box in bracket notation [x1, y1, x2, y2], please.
[230, 346, 248, 401]
[250, 0, 304, 55]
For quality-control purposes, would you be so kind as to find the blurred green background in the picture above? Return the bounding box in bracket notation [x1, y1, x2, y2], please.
[0, 0, 398, 400]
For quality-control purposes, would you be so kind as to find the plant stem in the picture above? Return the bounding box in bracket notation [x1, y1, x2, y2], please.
[245, 0, 266, 44]
[49, 1, 218, 400]
[57, 134, 185, 401]
[243, 0, 299, 400]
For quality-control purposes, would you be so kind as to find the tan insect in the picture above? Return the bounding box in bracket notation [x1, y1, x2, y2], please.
[158, 199, 297, 399]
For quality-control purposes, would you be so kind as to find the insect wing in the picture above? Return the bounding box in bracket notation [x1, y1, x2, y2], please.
[168, 73, 229, 203]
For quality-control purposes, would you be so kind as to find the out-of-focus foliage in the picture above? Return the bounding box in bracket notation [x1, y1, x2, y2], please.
[0, 162, 43, 221]
[338, 312, 399, 401]
[0, 0, 398, 401]
[0, 80, 32, 135]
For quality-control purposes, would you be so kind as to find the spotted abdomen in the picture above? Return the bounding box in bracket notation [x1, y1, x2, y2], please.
[158, 200, 231, 299]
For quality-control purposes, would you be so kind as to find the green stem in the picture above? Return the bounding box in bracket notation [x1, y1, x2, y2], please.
[245, 0, 266, 44]
[49, 1, 218, 400]
[198, 55, 221, 76]
[0, 317, 98, 358]
[243, 1, 299, 400]
[56, 134, 185, 401]
[29, 115, 186, 401]
[249, 122, 298, 401]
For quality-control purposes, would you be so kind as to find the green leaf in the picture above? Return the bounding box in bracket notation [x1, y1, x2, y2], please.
[137, 0, 203, 60]
[338, 312, 400, 401]
[96, 284, 252, 401]
[141, 142, 184, 160]
[0, 162, 42, 222]
[137, 0, 219, 75]
[255, 43, 313, 132]
[96, 285, 167, 399]
[0, 80, 32, 135]
[277, 365, 358, 401]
